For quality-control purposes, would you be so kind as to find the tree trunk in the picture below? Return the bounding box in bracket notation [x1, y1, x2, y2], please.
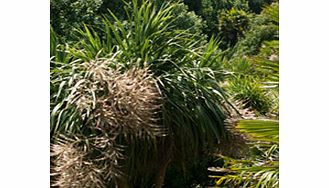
[117, 178, 130, 188]
[154, 139, 174, 188]
[154, 157, 171, 188]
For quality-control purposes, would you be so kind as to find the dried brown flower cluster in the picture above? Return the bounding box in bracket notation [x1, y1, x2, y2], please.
[52, 59, 164, 187]
[93, 66, 163, 137]
[68, 59, 163, 137]
[51, 135, 123, 188]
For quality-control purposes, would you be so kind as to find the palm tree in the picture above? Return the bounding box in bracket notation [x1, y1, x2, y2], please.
[50, 0, 234, 187]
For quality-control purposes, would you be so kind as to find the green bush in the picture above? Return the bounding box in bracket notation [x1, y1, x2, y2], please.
[227, 76, 271, 114]
[218, 7, 251, 48]
[233, 2, 279, 56]
[182, 0, 250, 39]
[50, 0, 104, 41]
[171, 3, 205, 37]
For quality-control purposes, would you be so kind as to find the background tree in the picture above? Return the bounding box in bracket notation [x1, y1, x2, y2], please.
[233, 2, 279, 57]
[50, 0, 104, 41]
[218, 7, 251, 48]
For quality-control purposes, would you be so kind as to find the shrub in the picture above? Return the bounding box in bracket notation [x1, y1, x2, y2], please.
[51, 0, 234, 187]
[218, 7, 251, 48]
[227, 76, 271, 114]
[233, 2, 279, 57]
[50, 0, 104, 41]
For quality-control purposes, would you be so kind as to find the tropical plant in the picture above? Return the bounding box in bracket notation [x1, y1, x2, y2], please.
[226, 75, 272, 114]
[51, 0, 235, 187]
[222, 15, 279, 115]
[218, 7, 251, 49]
[209, 119, 279, 188]
[209, 22, 279, 186]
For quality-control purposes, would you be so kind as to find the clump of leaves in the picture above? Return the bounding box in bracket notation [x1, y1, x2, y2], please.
[199, 0, 250, 38]
[50, 0, 104, 41]
[227, 75, 271, 115]
[218, 7, 250, 48]
[232, 2, 279, 57]
[209, 120, 279, 188]
[170, 3, 205, 37]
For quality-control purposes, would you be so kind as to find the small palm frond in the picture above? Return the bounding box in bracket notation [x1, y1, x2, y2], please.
[237, 119, 279, 143]
[210, 144, 278, 187]
[209, 119, 279, 187]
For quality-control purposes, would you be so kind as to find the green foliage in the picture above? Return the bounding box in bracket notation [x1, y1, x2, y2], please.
[210, 23, 279, 186]
[50, 27, 57, 58]
[170, 3, 205, 37]
[51, 0, 233, 186]
[258, 40, 279, 58]
[233, 2, 279, 56]
[223, 58, 255, 75]
[262, 1, 279, 24]
[237, 119, 278, 143]
[222, 52, 278, 115]
[179, 0, 251, 39]
[201, 0, 250, 38]
[50, 0, 104, 41]
[50, 0, 280, 186]
[210, 120, 279, 188]
[98, 0, 127, 19]
[227, 75, 272, 114]
[222, 4, 279, 114]
[218, 7, 250, 47]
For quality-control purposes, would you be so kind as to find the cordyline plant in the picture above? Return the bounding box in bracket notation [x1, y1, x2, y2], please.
[50, 0, 238, 187]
